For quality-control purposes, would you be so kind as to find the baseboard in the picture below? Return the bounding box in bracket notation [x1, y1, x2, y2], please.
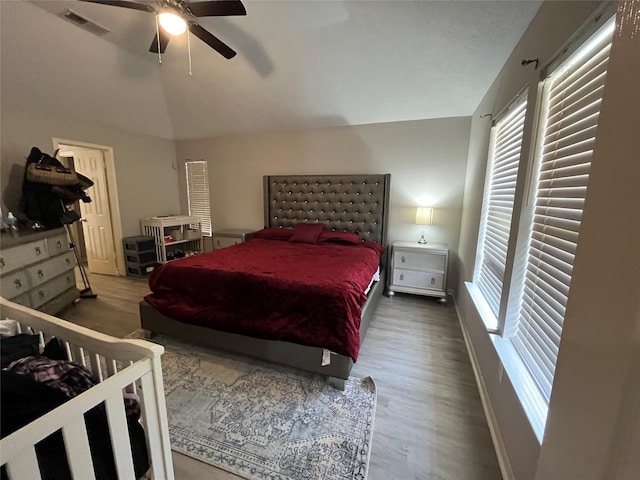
[453, 297, 514, 480]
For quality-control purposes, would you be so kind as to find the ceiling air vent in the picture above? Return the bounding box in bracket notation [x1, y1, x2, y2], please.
[60, 9, 110, 36]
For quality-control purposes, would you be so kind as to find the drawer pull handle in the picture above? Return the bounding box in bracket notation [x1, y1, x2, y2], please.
[35, 247, 42, 256]
[0, 258, 4, 267]
[400, 273, 404, 281]
[14, 279, 22, 289]
[66, 258, 72, 265]
[37, 269, 44, 278]
[401, 256, 406, 263]
[431, 277, 436, 285]
[56, 240, 62, 248]
[39, 291, 45, 298]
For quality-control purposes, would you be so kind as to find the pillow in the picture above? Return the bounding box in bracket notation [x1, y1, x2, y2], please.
[289, 223, 325, 244]
[318, 230, 361, 245]
[251, 227, 295, 241]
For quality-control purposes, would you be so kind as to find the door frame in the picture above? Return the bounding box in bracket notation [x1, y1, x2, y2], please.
[52, 137, 126, 277]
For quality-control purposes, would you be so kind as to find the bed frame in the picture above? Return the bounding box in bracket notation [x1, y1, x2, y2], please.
[0, 297, 175, 479]
[140, 174, 391, 387]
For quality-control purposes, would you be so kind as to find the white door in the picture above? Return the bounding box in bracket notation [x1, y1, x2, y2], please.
[68, 146, 119, 276]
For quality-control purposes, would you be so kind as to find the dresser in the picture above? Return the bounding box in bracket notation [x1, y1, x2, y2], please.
[212, 228, 254, 249]
[388, 241, 449, 303]
[0, 228, 79, 314]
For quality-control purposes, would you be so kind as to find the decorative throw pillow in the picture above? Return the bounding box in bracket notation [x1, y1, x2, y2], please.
[252, 227, 295, 241]
[318, 230, 361, 245]
[289, 223, 325, 244]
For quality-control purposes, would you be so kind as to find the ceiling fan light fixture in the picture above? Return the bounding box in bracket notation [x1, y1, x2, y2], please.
[158, 12, 187, 36]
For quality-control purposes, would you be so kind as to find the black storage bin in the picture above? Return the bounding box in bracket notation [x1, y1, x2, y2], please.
[123, 236, 155, 253]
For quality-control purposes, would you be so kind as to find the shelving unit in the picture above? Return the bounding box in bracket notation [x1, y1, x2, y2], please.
[141, 216, 202, 264]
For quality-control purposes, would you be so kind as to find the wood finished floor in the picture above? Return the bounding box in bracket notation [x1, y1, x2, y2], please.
[60, 271, 501, 480]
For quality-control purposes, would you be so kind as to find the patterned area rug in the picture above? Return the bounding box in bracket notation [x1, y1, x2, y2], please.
[128, 331, 376, 480]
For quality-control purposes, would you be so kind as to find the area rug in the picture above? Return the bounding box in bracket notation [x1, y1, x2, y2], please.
[128, 331, 376, 480]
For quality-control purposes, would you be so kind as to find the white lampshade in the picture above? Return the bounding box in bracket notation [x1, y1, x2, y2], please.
[158, 12, 187, 35]
[415, 207, 433, 226]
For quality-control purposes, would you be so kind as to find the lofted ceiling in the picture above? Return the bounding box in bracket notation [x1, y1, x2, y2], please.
[1, 0, 542, 141]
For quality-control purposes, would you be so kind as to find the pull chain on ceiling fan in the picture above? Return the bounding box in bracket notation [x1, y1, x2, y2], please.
[79, 0, 246, 66]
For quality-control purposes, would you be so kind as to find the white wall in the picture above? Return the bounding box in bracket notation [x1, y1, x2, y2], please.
[0, 105, 180, 238]
[456, 1, 639, 479]
[176, 117, 470, 291]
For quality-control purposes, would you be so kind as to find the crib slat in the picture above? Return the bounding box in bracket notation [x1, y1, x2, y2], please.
[139, 372, 166, 479]
[90, 352, 105, 382]
[5, 446, 41, 479]
[62, 417, 96, 480]
[106, 358, 118, 378]
[105, 391, 136, 479]
[71, 344, 86, 366]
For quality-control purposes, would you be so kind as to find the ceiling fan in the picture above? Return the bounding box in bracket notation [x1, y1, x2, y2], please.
[79, 0, 246, 59]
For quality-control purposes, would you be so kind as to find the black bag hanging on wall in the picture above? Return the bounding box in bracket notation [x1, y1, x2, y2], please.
[21, 147, 92, 228]
[26, 162, 78, 186]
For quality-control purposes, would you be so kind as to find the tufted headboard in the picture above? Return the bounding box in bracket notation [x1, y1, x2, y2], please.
[263, 174, 391, 246]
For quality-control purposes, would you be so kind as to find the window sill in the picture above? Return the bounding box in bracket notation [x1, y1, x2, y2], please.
[490, 335, 548, 443]
[465, 282, 498, 332]
[465, 281, 547, 443]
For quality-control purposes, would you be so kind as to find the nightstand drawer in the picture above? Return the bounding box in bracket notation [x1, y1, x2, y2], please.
[393, 269, 444, 291]
[213, 236, 242, 249]
[393, 250, 446, 272]
[212, 229, 254, 250]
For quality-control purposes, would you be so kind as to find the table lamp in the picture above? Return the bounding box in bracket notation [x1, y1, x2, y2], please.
[415, 207, 433, 244]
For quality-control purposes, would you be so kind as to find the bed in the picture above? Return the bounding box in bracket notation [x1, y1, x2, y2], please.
[0, 297, 174, 480]
[140, 173, 390, 387]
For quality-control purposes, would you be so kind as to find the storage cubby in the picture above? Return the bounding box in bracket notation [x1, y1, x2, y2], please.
[141, 216, 203, 264]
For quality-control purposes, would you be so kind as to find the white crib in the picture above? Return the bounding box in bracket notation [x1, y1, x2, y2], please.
[0, 297, 175, 479]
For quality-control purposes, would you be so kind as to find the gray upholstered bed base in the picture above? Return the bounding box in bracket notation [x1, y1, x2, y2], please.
[139, 270, 385, 384]
[139, 174, 390, 384]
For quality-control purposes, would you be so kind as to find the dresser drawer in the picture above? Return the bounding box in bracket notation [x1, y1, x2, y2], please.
[0, 239, 48, 275]
[30, 271, 76, 309]
[392, 268, 445, 291]
[27, 251, 76, 287]
[12, 291, 33, 309]
[393, 250, 446, 272]
[46, 232, 69, 256]
[1, 270, 30, 300]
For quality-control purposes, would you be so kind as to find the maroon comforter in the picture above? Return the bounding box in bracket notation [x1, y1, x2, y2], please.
[145, 238, 384, 361]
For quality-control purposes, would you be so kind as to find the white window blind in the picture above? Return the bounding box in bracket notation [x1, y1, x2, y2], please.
[511, 19, 613, 401]
[185, 160, 212, 236]
[475, 98, 528, 319]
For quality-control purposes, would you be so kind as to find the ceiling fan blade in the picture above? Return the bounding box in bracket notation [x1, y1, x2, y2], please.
[188, 22, 236, 59]
[78, 0, 155, 13]
[186, 1, 246, 17]
[149, 30, 171, 54]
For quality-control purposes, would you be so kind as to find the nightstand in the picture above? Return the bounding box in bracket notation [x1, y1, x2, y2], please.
[212, 228, 254, 249]
[388, 241, 449, 303]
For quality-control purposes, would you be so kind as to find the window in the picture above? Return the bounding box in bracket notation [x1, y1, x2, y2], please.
[185, 160, 212, 236]
[474, 94, 528, 327]
[507, 18, 615, 402]
[469, 13, 615, 429]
